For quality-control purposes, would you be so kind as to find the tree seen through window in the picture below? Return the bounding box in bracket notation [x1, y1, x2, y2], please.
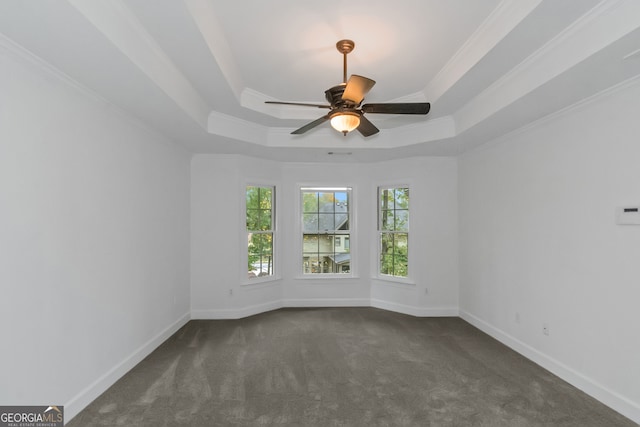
[246, 186, 274, 279]
[379, 187, 409, 277]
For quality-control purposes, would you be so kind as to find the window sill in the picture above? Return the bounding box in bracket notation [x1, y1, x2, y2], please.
[294, 274, 360, 281]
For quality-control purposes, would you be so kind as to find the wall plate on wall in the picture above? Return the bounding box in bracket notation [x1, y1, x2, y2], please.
[615, 206, 640, 225]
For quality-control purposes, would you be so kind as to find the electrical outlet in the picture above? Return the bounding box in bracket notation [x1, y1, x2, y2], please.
[424, 287, 429, 295]
[543, 323, 549, 336]
[229, 289, 234, 296]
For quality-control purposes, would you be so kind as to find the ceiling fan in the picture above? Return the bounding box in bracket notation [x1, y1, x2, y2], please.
[265, 39, 431, 137]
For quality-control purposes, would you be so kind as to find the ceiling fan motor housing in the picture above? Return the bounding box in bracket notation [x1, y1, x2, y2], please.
[325, 84, 357, 108]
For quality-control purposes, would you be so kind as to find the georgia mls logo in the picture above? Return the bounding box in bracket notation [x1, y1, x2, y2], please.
[0, 405, 63, 427]
[44, 406, 62, 418]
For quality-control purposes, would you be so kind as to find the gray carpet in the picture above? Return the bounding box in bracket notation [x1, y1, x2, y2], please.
[67, 308, 636, 426]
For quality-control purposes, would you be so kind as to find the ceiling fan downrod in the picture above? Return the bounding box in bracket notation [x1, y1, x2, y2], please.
[336, 39, 355, 84]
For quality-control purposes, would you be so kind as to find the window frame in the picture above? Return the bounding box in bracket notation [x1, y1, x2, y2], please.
[243, 183, 278, 284]
[297, 185, 357, 279]
[376, 185, 411, 282]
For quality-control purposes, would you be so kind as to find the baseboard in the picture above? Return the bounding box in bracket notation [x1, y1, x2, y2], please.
[459, 310, 640, 424]
[192, 298, 455, 319]
[282, 298, 370, 307]
[191, 300, 283, 319]
[64, 311, 191, 423]
[371, 298, 459, 317]
[191, 298, 371, 319]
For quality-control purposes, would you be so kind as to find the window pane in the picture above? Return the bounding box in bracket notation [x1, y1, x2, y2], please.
[381, 210, 395, 231]
[303, 214, 318, 232]
[318, 234, 332, 250]
[335, 191, 348, 208]
[336, 213, 349, 230]
[318, 192, 335, 212]
[261, 188, 272, 209]
[246, 186, 259, 209]
[248, 233, 273, 258]
[303, 192, 318, 213]
[380, 254, 394, 275]
[305, 256, 323, 274]
[259, 209, 272, 230]
[393, 233, 408, 277]
[301, 188, 352, 275]
[248, 233, 273, 278]
[335, 239, 349, 254]
[246, 209, 259, 230]
[380, 232, 393, 254]
[303, 234, 319, 252]
[380, 188, 394, 209]
[395, 188, 409, 209]
[317, 213, 335, 231]
[395, 209, 409, 231]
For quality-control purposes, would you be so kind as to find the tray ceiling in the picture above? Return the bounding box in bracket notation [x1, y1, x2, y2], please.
[1, 0, 639, 162]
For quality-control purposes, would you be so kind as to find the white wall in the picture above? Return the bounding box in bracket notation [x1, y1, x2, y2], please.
[190, 156, 459, 318]
[278, 162, 372, 306]
[0, 46, 191, 419]
[368, 157, 459, 316]
[191, 155, 283, 318]
[458, 78, 640, 423]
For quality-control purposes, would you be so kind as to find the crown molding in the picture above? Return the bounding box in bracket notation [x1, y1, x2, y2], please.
[454, 0, 640, 135]
[0, 32, 185, 150]
[67, 0, 210, 129]
[423, 0, 542, 103]
[460, 73, 640, 158]
[0, 32, 91, 99]
[207, 111, 267, 145]
[182, 0, 244, 100]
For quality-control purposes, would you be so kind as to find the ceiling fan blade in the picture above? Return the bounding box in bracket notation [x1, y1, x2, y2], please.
[265, 101, 331, 109]
[342, 74, 376, 104]
[291, 114, 331, 135]
[357, 115, 379, 137]
[362, 102, 431, 114]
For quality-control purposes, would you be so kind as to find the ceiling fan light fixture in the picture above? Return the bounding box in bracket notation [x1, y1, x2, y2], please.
[266, 39, 430, 137]
[330, 111, 360, 135]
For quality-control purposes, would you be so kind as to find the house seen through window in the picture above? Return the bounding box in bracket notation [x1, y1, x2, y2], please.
[301, 187, 351, 274]
[246, 186, 274, 279]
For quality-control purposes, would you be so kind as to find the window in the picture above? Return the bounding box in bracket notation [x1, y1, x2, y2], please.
[379, 187, 409, 278]
[246, 186, 274, 279]
[301, 187, 351, 274]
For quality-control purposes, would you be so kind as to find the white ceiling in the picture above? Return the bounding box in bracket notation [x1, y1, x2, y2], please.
[1, 0, 640, 162]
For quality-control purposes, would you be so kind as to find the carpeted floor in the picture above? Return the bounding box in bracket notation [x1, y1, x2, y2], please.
[67, 308, 636, 426]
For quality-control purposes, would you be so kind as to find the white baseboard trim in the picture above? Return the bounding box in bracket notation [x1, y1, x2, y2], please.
[192, 298, 456, 319]
[191, 300, 283, 319]
[282, 298, 370, 307]
[371, 298, 459, 317]
[64, 312, 191, 423]
[459, 310, 640, 424]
